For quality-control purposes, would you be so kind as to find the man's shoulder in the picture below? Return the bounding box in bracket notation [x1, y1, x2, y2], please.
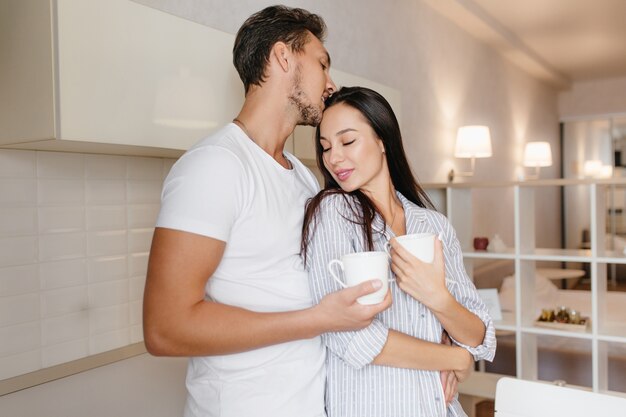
[163, 124, 250, 183]
[177, 124, 248, 167]
[189, 123, 246, 155]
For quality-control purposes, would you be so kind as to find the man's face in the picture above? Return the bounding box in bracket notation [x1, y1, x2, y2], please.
[288, 35, 337, 127]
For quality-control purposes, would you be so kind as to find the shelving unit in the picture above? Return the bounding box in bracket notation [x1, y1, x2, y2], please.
[423, 178, 626, 399]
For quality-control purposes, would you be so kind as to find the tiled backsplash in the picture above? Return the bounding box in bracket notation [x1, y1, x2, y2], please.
[0, 149, 175, 380]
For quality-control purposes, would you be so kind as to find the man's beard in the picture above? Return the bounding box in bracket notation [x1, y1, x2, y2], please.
[288, 66, 323, 127]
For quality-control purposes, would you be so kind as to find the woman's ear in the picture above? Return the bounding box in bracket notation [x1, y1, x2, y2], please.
[271, 41, 291, 73]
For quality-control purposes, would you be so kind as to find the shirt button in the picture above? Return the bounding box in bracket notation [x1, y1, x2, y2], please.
[420, 314, 425, 318]
[435, 397, 440, 402]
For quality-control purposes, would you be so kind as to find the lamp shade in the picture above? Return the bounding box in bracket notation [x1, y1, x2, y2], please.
[454, 125, 492, 158]
[523, 141, 552, 167]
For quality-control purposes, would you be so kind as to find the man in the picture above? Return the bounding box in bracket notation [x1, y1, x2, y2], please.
[143, 6, 390, 417]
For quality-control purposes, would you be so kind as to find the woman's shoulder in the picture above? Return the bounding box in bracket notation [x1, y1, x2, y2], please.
[314, 190, 360, 219]
[401, 196, 451, 230]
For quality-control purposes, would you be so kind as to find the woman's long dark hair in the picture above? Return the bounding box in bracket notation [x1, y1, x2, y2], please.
[301, 86, 434, 262]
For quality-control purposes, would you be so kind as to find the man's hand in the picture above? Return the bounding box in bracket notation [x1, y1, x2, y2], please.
[314, 280, 392, 332]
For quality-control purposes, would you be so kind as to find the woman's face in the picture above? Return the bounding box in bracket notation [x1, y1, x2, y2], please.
[318, 103, 388, 193]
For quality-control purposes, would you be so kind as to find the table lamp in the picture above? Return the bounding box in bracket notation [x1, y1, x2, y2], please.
[448, 125, 492, 182]
[523, 141, 552, 179]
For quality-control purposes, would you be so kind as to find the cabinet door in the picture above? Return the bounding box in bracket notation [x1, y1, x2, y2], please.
[56, 0, 244, 151]
[0, 0, 55, 143]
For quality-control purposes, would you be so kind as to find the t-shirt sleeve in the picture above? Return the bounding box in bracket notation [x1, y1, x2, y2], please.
[156, 146, 246, 242]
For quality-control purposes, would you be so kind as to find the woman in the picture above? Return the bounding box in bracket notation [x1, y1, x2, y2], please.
[301, 86, 496, 417]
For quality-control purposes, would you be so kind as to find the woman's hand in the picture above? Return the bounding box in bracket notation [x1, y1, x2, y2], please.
[389, 236, 452, 311]
[453, 347, 474, 383]
[439, 331, 458, 404]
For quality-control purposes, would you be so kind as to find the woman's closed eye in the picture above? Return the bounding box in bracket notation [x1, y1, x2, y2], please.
[321, 138, 356, 153]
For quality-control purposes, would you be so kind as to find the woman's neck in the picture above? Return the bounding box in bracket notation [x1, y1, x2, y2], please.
[364, 181, 406, 236]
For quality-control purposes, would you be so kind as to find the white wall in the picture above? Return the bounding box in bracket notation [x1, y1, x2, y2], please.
[559, 76, 626, 119]
[0, 354, 188, 417]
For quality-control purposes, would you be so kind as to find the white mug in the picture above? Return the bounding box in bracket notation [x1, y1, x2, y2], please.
[387, 233, 436, 263]
[327, 251, 389, 305]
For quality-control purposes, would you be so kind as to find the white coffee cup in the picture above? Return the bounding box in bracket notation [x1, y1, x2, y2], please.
[387, 233, 436, 263]
[327, 251, 389, 305]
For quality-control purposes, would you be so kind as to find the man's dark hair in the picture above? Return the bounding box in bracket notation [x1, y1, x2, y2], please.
[233, 5, 327, 94]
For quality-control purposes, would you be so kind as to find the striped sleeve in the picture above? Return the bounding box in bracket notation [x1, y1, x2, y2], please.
[437, 213, 497, 361]
[305, 194, 389, 369]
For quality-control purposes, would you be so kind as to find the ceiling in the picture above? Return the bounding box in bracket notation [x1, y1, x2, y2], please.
[423, 0, 626, 89]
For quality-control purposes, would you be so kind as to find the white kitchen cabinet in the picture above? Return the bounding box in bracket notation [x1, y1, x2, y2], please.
[0, 0, 244, 157]
[425, 178, 626, 400]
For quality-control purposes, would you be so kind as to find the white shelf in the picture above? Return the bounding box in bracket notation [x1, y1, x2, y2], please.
[521, 326, 593, 340]
[597, 251, 626, 264]
[519, 248, 592, 261]
[598, 323, 626, 343]
[424, 179, 626, 398]
[494, 312, 516, 332]
[463, 249, 516, 259]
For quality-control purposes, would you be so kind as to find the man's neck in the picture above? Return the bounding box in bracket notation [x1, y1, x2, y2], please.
[234, 90, 298, 161]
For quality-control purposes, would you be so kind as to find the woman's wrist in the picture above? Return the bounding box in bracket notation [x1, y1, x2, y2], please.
[452, 346, 472, 372]
[425, 290, 455, 314]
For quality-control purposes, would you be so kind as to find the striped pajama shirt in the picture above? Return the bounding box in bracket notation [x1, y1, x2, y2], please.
[305, 192, 496, 417]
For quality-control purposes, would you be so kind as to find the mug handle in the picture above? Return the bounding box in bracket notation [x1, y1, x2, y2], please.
[384, 241, 396, 283]
[327, 259, 348, 288]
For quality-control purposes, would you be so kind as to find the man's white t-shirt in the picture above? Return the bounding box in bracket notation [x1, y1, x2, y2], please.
[156, 123, 325, 417]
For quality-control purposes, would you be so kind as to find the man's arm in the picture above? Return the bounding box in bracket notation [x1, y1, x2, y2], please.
[143, 227, 390, 356]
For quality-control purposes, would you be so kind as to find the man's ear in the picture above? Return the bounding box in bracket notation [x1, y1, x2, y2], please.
[271, 41, 291, 72]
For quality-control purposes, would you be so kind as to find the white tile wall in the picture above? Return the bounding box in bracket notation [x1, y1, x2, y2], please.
[87, 256, 127, 283]
[0, 349, 40, 380]
[86, 206, 126, 231]
[0, 179, 37, 205]
[40, 286, 89, 318]
[90, 304, 130, 335]
[0, 207, 37, 236]
[0, 149, 174, 380]
[0, 236, 38, 267]
[39, 206, 85, 234]
[42, 312, 89, 346]
[0, 321, 41, 356]
[38, 179, 85, 205]
[90, 328, 130, 355]
[0, 264, 39, 296]
[40, 259, 87, 290]
[85, 154, 127, 179]
[0, 293, 40, 326]
[41, 338, 88, 368]
[39, 232, 86, 261]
